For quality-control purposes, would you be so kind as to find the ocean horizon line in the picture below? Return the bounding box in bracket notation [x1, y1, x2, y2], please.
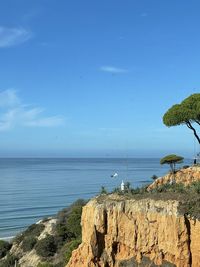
[0, 156, 193, 159]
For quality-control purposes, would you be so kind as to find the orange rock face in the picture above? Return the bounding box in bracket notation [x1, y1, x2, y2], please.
[66, 194, 200, 267]
[147, 166, 200, 191]
[190, 219, 200, 267]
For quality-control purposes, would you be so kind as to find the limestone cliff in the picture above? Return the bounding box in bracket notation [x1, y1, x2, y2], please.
[67, 194, 200, 267]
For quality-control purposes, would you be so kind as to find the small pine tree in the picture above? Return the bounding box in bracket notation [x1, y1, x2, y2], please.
[160, 154, 184, 173]
[151, 175, 158, 180]
[100, 186, 107, 194]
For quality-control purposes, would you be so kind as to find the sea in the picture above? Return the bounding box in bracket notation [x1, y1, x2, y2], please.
[0, 158, 192, 240]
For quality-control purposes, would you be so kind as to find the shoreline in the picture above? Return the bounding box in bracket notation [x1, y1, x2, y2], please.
[0, 236, 15, 242]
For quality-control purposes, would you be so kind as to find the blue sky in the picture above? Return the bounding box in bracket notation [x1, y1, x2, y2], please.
[0, 0, 200, 157]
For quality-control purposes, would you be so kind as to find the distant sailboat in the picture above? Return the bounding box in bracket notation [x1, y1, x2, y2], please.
[111, 172, 118, 178]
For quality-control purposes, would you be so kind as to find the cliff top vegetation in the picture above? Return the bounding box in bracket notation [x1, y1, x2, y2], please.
[98, 165, 200, 219]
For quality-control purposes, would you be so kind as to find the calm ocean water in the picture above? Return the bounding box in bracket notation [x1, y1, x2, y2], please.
[0, 158, 191, 239]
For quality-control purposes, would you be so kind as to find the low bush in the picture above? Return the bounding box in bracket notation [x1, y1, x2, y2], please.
[0, 241, 11, 259]
[130, 187, 141, 194]
[151, 175, 158, 180]
[64, 206, 82, 238]
[124, 182, 131, 190]
[14, 223, 45, 245]
[113, 187, 121, 194]
[35, 235, 57, 258]
[54, 200, 86, 265]
[24, 223, 45, 237]
[100, 186, 107, 194]
[182, 165, 190, 169]
[152, 183, 171, 193]
[179, 196, 200, 219]
[21, 236, 37, 252]
[191, 181, 200, 194]
[13, 233, 24, 245]
[174, 183, 186, 193]
[0, 254, 18, 267]
[112, 183, 149, 195]
[151, 182, 187, 193]
[56, 199, 86, 242]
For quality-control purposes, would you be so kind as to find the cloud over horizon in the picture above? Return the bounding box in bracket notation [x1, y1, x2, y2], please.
[0, 89, 65, 131]
[100, 66, 128, 74]
[0, 26, 32, 48]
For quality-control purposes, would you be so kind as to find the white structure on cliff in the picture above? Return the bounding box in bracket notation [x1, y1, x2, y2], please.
[121, 180, 124, 191]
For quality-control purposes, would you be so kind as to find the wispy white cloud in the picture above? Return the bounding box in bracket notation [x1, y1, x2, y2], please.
[0, 89, 20, 107]
[100, 66, 128, 74]
[0, 27, 32, 48]
[0, 89, 65, 131]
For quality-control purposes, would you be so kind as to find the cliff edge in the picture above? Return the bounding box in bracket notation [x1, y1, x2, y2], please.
[67, 194, 200, 267]
[147, 166, 200, 191]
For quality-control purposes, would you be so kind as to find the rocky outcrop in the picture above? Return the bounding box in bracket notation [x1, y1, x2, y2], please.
[67, 194, 200, 267]
[147, 166, 200, 191]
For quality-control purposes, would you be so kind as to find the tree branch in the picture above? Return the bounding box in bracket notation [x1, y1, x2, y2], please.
[187, 121, 200, 144]
[186, 121, 192, 129]
[194, 119, 200, 126]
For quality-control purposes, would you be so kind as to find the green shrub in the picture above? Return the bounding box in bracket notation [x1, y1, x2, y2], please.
[14, 223, 45, 245]
[112, 183, 149, 195]
[123, 182, 131, 193]
[152, 183, 172, 193]
[0, 254, 18, 267]
[21, 236, 37, 252]
[150, 182, 187, 194]
[138, 185, 149, 194]
[24, 223, 45, 237]
[182, 165, 190, 169]
[56, 225, 72, 243]
[35, 235, 57, 258]
[13, 233, 24, 245]
[55, 201, 84, 265]
[56, 199, 86, 242]
[65, 206, 82, 238]
[130, 187, 141, 194]
[151, 175, 158, 180]
[191, 181, 200, 194]
[179, 196, 200, 219]
[57, 208, 70, 225]
[65, 239, 81, 263]
[100, 186, 107, 194]
[113, 187, 121, 194]
[0, 241, 11, 259]
[172, 183, 185, 193]
[57, 199, 85, 225]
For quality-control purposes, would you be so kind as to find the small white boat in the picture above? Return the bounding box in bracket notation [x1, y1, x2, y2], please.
[111, 172, 118, 178]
